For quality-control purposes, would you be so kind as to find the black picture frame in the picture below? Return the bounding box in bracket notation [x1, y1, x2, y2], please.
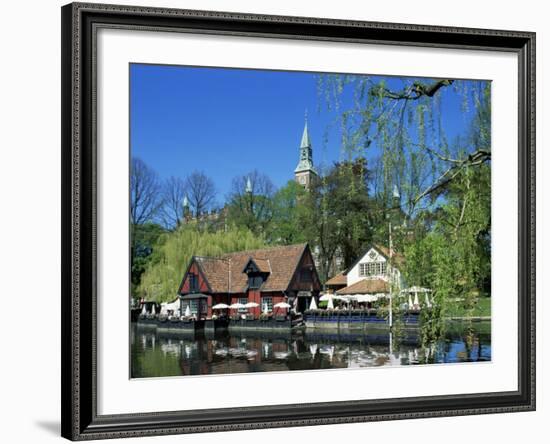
[61, 2, 536, 440]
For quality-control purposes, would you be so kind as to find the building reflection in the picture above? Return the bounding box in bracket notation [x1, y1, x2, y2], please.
[131, 324, 491, 378]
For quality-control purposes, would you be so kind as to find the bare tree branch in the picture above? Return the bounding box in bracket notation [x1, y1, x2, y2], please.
[160, 176, 186, 229]
[130, 158, 162, 226]
[185, 170, 216, 217]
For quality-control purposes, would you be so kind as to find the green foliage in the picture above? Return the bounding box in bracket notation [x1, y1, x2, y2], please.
[298, 158, 378, 281]
[137, 223, 267, 302]
[267, 180, 309, 244]
[131, 223, 166, 296]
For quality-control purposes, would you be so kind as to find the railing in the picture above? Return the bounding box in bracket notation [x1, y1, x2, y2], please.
[304, 309, 420, 325]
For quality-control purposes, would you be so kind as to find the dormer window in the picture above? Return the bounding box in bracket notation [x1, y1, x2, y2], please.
[242, 257, 270, 290]
[359, 262, 387, 277]
[248, 275, 264, 289]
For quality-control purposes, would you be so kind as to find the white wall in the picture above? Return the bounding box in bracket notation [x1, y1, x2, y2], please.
[0, 0, 546, 442]
[346, 247, 388, 286]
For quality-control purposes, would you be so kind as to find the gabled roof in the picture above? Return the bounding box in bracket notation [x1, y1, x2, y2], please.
[188, 243, 309, 294]
[242, 257, 271, 274]
[336, 278, 389, 295]
[344, 244, 405, 275]
[325, 271, 347, 287]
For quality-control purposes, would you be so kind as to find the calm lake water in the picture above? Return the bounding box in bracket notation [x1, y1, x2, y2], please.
[131, 322, 491, 378]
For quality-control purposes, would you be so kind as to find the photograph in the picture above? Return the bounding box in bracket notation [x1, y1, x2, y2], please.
[129, 64, 492, 378]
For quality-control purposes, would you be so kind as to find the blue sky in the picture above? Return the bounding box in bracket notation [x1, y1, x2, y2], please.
[130, 64, 486, 201]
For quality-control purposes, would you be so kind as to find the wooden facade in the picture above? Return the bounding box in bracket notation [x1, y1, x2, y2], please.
[178, 243, 321, 320]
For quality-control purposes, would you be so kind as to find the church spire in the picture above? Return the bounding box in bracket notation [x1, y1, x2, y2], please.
[294, 110, 317, 189]
[300, 109, 311, 149]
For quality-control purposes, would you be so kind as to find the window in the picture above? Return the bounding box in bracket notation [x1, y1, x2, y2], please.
[189, 273, 198, 292]
[183, 300, 199, 315]
[238, 297, 248, 313]
[261, 296, 273, 312]
[300, 268, 313, 282]
[359, 261, 387, 277]
[248, 275, 263, 289]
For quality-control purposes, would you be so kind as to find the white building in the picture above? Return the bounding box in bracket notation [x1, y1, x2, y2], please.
[325, 245, 404, 296]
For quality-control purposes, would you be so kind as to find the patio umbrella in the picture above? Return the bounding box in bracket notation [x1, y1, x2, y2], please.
[273, 301, 291, 316]
[309, 344, 318, 356]
[151, 304, 156, 315]
[184, 305, 191, 317]
[262, 303, 269, 314]
[244, 302, 259, 308]
[408, 294, 413, 308]
[327, 296, 334, 310]
[309, 297, 317, 310]
[141, 304, 147, 315]
[229, 302, 246, 309]
[212, 303, 229, 309]
[319, 293, 332, 301]
[413, 292, 419, 306]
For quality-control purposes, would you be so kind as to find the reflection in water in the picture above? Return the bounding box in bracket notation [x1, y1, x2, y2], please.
[131, 322, 491, 378]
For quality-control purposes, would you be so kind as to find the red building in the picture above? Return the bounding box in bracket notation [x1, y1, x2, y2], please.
[178, 243, 321, 319]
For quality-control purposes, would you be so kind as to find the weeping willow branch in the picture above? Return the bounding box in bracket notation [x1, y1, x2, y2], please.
[413, 149, 491, 204]
[371, 79, 454, 101]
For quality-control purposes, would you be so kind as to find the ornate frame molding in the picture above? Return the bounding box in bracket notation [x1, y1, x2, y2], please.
[61, 2, 535, 440]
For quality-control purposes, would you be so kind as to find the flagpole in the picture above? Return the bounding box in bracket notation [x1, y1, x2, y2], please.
[389, 219, 393, 330]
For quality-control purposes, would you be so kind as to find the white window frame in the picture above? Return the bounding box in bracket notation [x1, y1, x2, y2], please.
[238, 297, 248, 313]
[359, 261, 387, 277]
[261, 296, 273, 312]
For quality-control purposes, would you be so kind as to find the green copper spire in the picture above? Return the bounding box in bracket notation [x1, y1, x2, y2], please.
[295, 112, 316, 174]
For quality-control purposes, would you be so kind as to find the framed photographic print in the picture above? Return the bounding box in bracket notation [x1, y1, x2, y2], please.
[61, 2, 535, 440]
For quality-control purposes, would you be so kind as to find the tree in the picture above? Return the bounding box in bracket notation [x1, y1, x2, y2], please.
[130, 157, 162, 226]
[268, 180, 309, 244]
[226, 170, 275, 235]
[301, 158, 376, 281]
[160, 176, 186, 230]
[137, 224, 268, 302]
[131, 222, 166, 297]
[318, 75, 491, 215]
[185, 170, 216, 217]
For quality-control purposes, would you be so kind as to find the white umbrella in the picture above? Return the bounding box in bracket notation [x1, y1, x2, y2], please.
[309, 344, 318, 356]
[424, 293, 432, 308]
[184, 305, 191, 317]
[212, 303, 229, 309]
[319, 293, 333, 301]
[244, 302, 259, 308]
[274, 302, 291, 308]
[309, 297, 318, 310]
[413, 292, 419, 306]
[229, 302, 246, 309]
[151, 304, 156, 315]
[327, 296, 334, 310]
[356, 294, 378, 303]
[408, 294, 413, 308]
[262, 303, 269, 314]
[141, 304, 147, 315]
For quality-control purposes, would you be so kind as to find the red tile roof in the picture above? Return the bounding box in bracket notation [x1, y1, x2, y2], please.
[193, 243, 308, 294]
[336, 278, 390, 295]
[325, 271, 347, 286]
